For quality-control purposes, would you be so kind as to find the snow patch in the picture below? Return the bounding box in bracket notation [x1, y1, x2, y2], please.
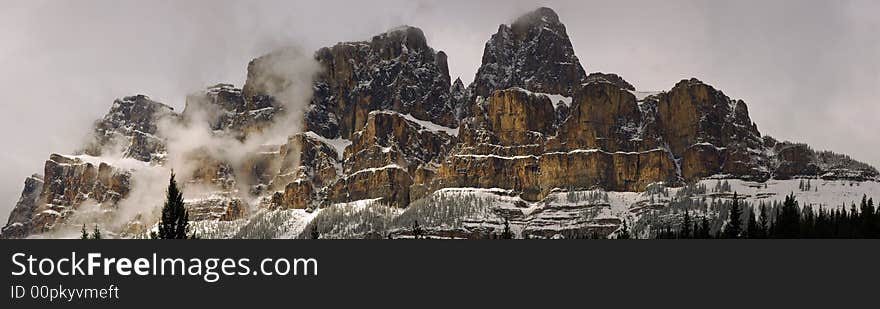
[303, 131, 352, 161]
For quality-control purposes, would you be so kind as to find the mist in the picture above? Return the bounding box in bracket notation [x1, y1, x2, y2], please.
[1, 0, 878, 224]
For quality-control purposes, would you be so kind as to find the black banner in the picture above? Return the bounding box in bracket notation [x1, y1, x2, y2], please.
[2, 240, 877, 308]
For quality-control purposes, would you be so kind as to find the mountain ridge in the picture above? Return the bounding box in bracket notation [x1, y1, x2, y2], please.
[2, 7, 876, 239]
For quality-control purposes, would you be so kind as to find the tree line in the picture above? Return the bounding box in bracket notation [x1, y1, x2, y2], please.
[655, 193, 879, 239]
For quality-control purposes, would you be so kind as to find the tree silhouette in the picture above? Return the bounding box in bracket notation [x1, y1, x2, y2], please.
[80, 224, 89, 239]
[92, 224, 102, 240]
[723, 193, 743, 238]
[681, 211, 692, 239]
[154, 172, 191, 239]
[501, 219, 513, 239]
[310, 225, 320, 239]
[618, 220, 631, 239]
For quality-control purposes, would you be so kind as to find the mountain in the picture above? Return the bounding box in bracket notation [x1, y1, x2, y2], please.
[3, 7, 877, 239]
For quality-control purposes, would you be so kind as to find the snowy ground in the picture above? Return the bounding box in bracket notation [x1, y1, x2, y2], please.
[182, 179, 878, 239]
[695, 178, 880, 209]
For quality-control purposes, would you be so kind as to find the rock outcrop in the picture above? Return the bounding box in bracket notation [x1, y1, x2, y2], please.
[301, 26, 456, 139]
[26, 154, 132, 235]
[270, 132, 344, 210]
[1, 175, 44, 238]
[585, 72, 636, 91]
[769, 141, 878, 180]
[184, 83, 276, 139]
[328, 110, 456, 206]
[432, 86, 678, 201]
[82, 95, 175, 163]
[469, 7, 586, 101]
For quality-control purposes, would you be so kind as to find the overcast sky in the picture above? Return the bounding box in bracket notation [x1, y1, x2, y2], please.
[1, 0, 878, 222]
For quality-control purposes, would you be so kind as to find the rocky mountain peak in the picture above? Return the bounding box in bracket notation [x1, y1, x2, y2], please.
[510, 7, 562, 37]
[306, 25, 455, 139]
[469, 7, 586, 102]
[370, 25, 430, 58]
[451, 77, 465, 93]
[104, 95, 174, 133]
[82, 94, 176, 162]
[584, 72, 636, 91]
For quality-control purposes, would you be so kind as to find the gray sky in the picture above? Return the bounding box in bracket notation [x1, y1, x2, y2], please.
[1, 0, 878, 222]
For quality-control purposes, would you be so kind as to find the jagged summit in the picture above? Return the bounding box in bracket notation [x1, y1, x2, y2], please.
[302, 25, 455, 139]
[584, 72, 636, 91]
[82, 94, 176, 162]
[510, 7, 562, 35]
[468, 7, 586, 102]
[373, 25, 430, 53]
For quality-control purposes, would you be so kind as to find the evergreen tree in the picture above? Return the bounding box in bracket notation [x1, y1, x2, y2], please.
[412, 220, 423, 239]
[618, 220, 631, 239]
[310, 225, 320, 239]
[757, 204, 769, 238]
[80, 224, 89, 240]
[724, 193, 743, 238]
[801, 206, 815, 237]
[699, 216, 711, 239]
[681, 210, 692, 239]
[92, 224, 102, 240]
[870, 198, 878, 238]
[746, 206, 760, 239]
[859, 195, 875, 237]
[501, 219, 513, 239]
[849, 203, 859, 238]
[155, 172, 191, 239]
[775, 194, 801, 238]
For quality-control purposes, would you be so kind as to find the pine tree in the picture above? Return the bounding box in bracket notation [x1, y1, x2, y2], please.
[849, 203, 859, 238]
[700, 216, 711, 239]
[870, 198, 878, 238]
[724, 193, 743, 238]
[412, 220, 423, 239]
[681, 210, 692, 239]
[776, 194, 801, 238]
[310, 225, 320, 239]
[80, 224, 89, 240]
[92, 224, 102, 240]
[155, 172, 190, 239]
[501, 219, 513, 239]
[757, 204, 769, 239]
[859, 195, 875, 237]
[618, 220, 631, 239]
[747, 206, 760, 239]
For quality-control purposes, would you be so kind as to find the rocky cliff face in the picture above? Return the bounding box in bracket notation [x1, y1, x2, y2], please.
[2, 7, 877, 239]
[184, 83, 277, 139]
[27, 154, 132, 235]
[469, 7, 587, 102]
[302, 26, 456, 139]
[768, 140, 877, 181]
[83, 95, 176, 163]
[1, 175, 43, 238]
